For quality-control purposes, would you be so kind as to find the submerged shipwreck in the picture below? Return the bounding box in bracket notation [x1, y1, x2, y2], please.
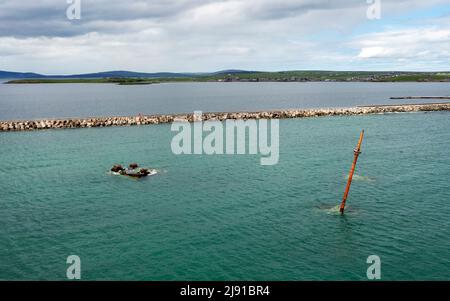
[111, 163, 157, 178]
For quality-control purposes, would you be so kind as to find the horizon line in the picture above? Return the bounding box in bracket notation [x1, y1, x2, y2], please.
[2, 69, 450, 76]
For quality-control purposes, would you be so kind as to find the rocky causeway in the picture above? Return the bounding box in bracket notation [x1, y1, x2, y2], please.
[1, 103, 449, 132]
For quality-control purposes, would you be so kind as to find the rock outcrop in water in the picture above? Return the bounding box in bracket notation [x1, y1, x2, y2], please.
[1, 103, 449, 132]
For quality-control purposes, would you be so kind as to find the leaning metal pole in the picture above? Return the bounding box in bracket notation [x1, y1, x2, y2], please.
[339, 130, 364, 214]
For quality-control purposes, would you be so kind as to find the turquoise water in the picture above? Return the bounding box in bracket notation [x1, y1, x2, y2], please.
[1, 112, 450, 280]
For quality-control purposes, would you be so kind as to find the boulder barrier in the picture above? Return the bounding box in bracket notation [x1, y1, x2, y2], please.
[1, 103, 450, 132]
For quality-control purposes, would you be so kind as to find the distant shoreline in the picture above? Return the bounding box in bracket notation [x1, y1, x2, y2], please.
[5, 78, 450, 85]
[3, 70, 450, 84]
[1, 103, 450, 132]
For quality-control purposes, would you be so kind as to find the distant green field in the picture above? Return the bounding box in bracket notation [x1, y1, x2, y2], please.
[378, 74, 450, 82]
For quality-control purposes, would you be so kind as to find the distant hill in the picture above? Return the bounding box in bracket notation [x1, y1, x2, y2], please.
[0, 69, 262, 79]
[0, 70, 45, 79]
[59, 71, 195, 79]
[210, 69, 260, 76]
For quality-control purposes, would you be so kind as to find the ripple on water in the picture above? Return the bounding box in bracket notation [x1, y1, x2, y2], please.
[1, 112, 450, 280]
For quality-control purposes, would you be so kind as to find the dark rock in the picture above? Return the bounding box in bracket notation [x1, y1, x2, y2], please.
[111, 164, 124, 172]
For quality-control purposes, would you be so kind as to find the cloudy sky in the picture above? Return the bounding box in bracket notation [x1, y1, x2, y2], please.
[1, 0, 450, 74]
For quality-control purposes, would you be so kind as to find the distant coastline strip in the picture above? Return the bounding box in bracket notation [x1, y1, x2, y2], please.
[1, 103, 450, 132]
[390, 96, 450, 100]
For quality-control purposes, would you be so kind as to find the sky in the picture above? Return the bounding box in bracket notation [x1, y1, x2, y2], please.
[0, 0, 449, 74]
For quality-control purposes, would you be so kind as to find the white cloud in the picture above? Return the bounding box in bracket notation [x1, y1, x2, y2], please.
[358, 47, 391, 58]
[355, 27, 450, 68]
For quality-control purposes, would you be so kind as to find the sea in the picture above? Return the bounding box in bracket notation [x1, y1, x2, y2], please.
[0, 82, 449, 280]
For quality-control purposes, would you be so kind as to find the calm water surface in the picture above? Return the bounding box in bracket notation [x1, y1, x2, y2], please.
[1, 112, 449, 280]
[1, 82, 450, 120]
